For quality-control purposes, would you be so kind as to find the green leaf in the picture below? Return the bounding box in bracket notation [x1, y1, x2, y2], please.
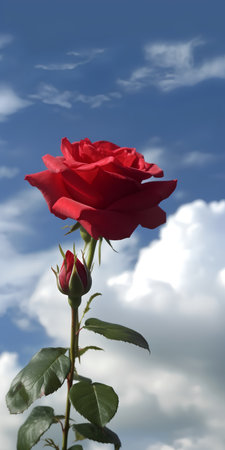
[64, 222, 81, 235]
[68, 446, 83, 450]
[70, 382, 119, 427]
[6, 347, 70, 414]
[74, 429, 86, 442]
[17, 406, 55, 450]
[78, 346, 103, 357]
[84, 318, 150, 351]
[80, 293, 102, 324]
[73, 373, 92, 384]
[104, 238, 118, 252]
[73, 423, 121, 447]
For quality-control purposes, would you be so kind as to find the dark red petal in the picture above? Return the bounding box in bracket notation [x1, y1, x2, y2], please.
[52, 197, 138, 240]
[62, 165, 139, 209]
[108, 180, 177, 212]
[59, 250, 74, 293]
[25, 170, 69, 218]
[146, 163, 164, 178]
[138, 206, 166, 229]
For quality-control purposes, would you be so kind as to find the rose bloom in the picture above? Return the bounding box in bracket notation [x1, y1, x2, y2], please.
[25, 138, 177, 240]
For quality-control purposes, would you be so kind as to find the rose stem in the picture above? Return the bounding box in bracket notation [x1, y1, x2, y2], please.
[62, 237, 97, 449]
[62, 304, 79, 450]
[86, 237, 97, 270]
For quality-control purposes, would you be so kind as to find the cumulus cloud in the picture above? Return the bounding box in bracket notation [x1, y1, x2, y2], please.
[109, 200, 225, 312]
[0, 86, 31, 121]
[35, 47, 105, 71]
[2, 199, 225, 449]
[118, 38, 225, 92]
[0, 189, 58, 314]
[13, 199, 224, 449]
[0, 351, 69, 450]
[0, 353, 23, 449]
[146, 435, 225, 450]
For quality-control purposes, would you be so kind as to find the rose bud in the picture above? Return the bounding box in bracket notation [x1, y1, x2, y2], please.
[53, 247, 92, 306]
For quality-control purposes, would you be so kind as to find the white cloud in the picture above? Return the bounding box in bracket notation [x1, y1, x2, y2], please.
[118, 66, 153, 91]
[142, 145, 166, 167]
[0, 351, 69, 450]
[30, 84, 72, 108]
[118, 38, 225, 92]
[0, 166, 19, 178]
[0, 34, 13, 60]
[181, 151, 214, 166]
[35, 47, 105, 71]
[0, 86, 31, 121]
[3, 199, 225, 449]
[0, 189, 58, 314]
[0, 34, 13, 49]
[30, 83, 119, 109]
[109, 199, 225, 316]
[75, 93, 111, 108]
[0, 353, 23, 449]
[147, 435, 225, 450]
[142, 138, 216, 172]
[144, 39, 201, 70]
[35, 62, 82, 70]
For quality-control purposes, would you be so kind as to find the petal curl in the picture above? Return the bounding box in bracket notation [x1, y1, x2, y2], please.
[108, 179, 177, 212]
[42, 154, 67, 172]
[61, 164, 140, 209]
[52, 197, 139, 240]
[25, 170, 69, 219]
[138, 206, 166, 229]
[93, 140, 119, 151]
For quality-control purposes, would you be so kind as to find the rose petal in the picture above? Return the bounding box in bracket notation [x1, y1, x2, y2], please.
[93, 140, 119, 151]
[59, 250, 74, 293]
[25, 170, 69, 219]
[61, 137, 80, 163]
[108, 179, 177, 212]
[76, 257, 87, 288]
[138, 206, 166, 229]
[146, 163, 164, 178]
[52, 197, 139, 240]
[42, 154, 67, 172]
[62, 164, 140, 209]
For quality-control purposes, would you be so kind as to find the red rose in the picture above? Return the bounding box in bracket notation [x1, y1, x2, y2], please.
[25, 138, 177, 240]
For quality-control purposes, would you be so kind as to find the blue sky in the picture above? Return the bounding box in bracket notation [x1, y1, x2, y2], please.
[1, 1, 225, 449]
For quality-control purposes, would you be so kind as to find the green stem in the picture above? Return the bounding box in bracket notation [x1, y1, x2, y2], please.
[62, 305, 79, 450]
[62, 238, 98, 449]
[86, 237, 97, 271]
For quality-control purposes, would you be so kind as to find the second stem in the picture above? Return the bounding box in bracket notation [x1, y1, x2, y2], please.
[62, 304, 79, 450]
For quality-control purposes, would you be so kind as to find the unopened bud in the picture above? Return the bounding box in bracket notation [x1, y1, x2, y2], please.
[53, 248, 92, 305]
